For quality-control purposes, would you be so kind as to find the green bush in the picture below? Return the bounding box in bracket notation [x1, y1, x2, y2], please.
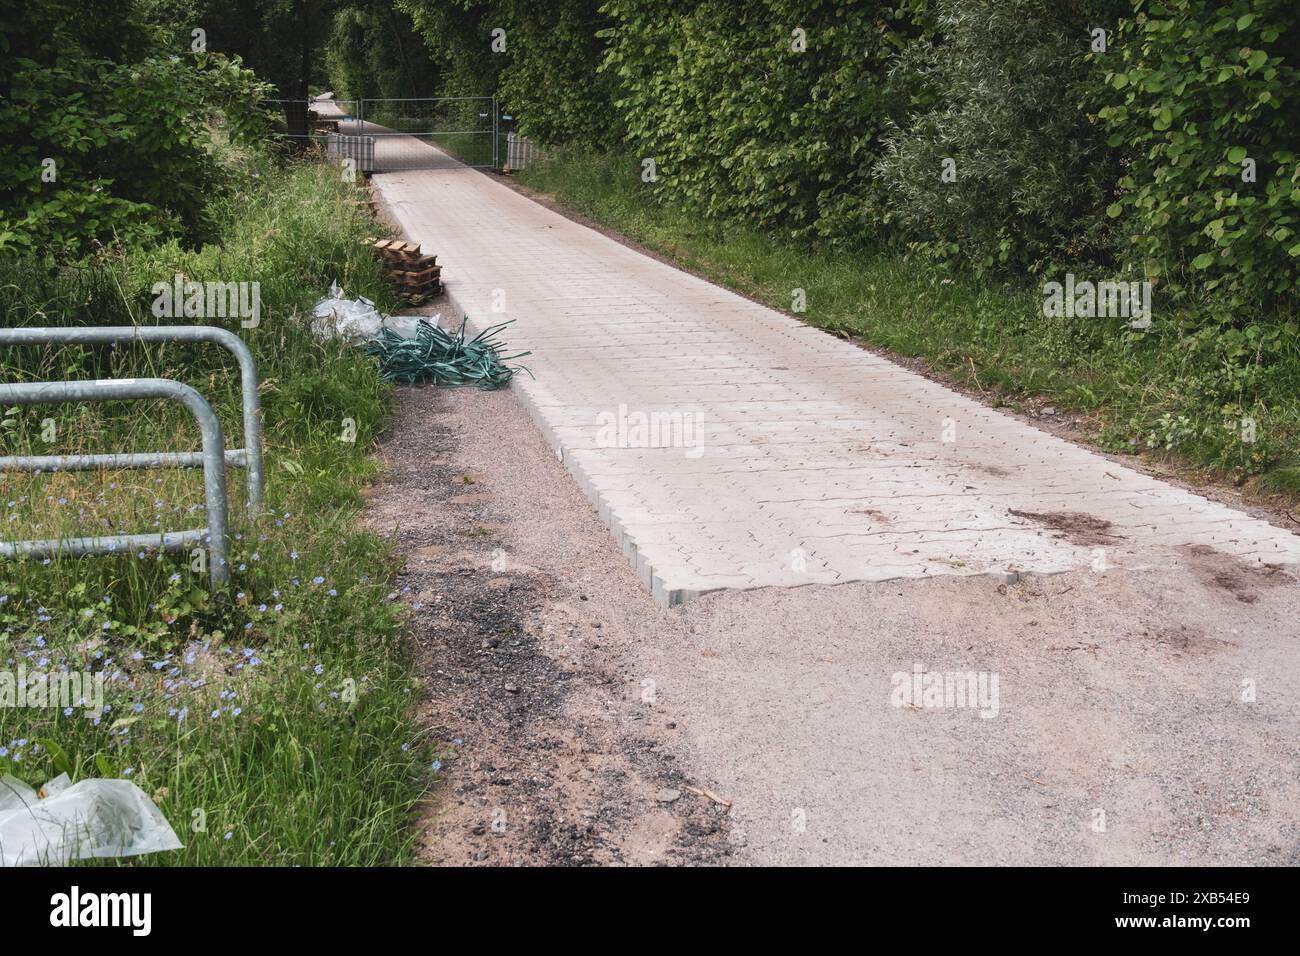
[599, 0, 930, 246]
[496, 0, 620, 148]
[392, 0, 617, 147]
[0, 0, 272, 260]
[875, 0, 1128, 274]
[396, 0, 505, 100]
[1093, 0, 1300, 309]
[139, 0, 335, 100]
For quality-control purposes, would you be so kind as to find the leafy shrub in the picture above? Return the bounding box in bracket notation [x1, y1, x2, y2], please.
[0, 0, 272, 260]
[874, 0, 1129, 274]
[1092, 0, 1300, 309]
[396, 0, 505, 100]
[496, 0, 620, 148]
[599, 0, 930, 246]
[139, 0, 336, 100]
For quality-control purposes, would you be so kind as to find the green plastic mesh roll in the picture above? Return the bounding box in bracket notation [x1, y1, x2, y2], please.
[365, 317, 530, 389]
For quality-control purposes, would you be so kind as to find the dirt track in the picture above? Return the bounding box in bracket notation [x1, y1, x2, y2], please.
[365, 386, 732, 865]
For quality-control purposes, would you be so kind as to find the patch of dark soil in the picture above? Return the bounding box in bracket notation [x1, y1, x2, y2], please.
[1181, 543, 1294, 605]
[1007, 509, 1122, 547]
[364, 386, 731, 866]
[1130, 623, 1240, 658]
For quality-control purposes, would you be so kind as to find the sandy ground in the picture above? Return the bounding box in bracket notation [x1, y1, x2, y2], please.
[365, 383, 1300, 866]
[365, 386, 733, 865]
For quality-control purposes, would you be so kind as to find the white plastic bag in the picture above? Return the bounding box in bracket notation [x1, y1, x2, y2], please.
[0, 773, 183, 866]
[311, 281, 438, 343]
[311, 281, 384, 343]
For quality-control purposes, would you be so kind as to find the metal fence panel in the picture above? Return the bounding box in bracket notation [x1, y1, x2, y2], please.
[265, 95, 503, 173]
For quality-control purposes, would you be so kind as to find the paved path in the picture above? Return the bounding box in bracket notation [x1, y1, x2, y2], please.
[368, 149, 1300, 606]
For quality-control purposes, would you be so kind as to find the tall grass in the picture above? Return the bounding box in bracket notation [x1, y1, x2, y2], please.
[0, 158, 434, 865]
[519, 150, 1300, 497]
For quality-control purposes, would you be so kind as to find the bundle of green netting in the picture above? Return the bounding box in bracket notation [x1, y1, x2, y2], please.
[365, 318, 530, 389]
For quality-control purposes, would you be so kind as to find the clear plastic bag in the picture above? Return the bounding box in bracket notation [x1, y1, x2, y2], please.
[311, 281, 438, 343]
[0, 773, 183, 866]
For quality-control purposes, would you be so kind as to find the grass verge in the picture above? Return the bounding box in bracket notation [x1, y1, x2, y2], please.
[0, 157, 434, 865]
[517, 151, 1300, 500]
[427, 132, 502, 169]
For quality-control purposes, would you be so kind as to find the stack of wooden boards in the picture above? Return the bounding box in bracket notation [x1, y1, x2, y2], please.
[367, 238, 441, 303]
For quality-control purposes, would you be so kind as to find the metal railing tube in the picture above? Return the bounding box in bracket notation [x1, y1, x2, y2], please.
[2, 450, 247, 471]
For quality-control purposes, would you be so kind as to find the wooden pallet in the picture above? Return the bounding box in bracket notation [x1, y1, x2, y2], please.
[372, 238, 434, 260]
[367, 238, 442, 302]
[388, 280, 441, 304]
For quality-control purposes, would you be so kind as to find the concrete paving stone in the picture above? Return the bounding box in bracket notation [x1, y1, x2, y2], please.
[371, 150, 1300, 606]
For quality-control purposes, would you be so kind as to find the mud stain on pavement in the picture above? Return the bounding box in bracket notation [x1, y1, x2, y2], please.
[1008, 509, 1121, 547]
[1182, 542, 1291, 605]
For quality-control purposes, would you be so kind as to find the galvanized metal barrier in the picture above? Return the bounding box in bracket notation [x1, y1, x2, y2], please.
[0, 379, 231, 587]
[504, 131, 547, 172]
[326, 132, 375, 173]
[0, 326, 263, 510]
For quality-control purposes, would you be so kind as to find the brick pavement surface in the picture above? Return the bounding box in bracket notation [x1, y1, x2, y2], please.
[365, 136, 1300, 606]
